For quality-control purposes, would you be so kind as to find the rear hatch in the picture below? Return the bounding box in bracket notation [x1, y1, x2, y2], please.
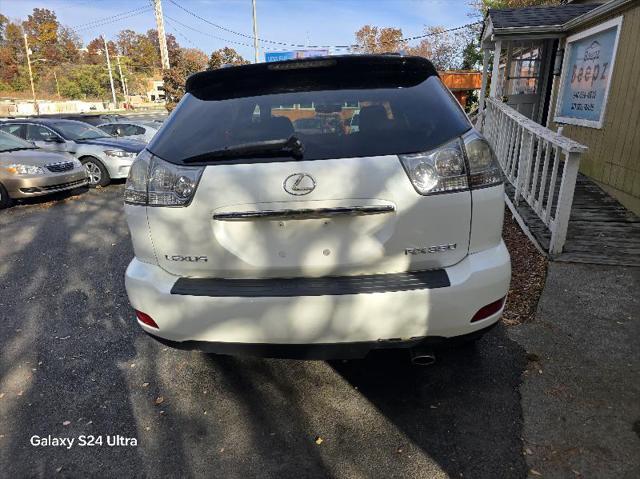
[142, 55, 473, 278]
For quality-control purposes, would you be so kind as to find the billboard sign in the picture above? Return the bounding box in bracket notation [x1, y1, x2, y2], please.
[265, 49, 329, 63]
[554, 16, 623, 129]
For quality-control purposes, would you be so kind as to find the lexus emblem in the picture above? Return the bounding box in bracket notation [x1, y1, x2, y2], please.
[283, 173, 316, 195]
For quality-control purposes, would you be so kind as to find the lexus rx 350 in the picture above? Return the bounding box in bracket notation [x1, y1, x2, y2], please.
[124, 55, 510, 360]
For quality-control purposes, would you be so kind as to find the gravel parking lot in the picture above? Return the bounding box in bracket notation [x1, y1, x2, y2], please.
[0, 185, 529, 478]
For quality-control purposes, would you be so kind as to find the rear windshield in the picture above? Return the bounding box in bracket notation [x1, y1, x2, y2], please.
[52, 122, 110, 140]
[149, 74, 470, 164]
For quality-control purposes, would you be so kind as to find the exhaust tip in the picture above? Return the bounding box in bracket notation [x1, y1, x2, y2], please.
[409, 347, 436, 366]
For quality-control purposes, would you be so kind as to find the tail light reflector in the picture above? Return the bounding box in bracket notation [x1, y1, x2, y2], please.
[135, 310, 159, 329]
[471, 297, 506, 322]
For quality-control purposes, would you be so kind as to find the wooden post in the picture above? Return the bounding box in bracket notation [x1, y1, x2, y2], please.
[489, 40, 502, 98]
[549, 150, 580, 255]
[515, 130, 534, 206]
[478, 48, 491, 131]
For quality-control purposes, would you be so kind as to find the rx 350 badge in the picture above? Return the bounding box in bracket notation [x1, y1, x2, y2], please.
[405, 243, 457, 255]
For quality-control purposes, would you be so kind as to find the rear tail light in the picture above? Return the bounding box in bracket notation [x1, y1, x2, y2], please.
[135, 310, 159, 329]
[471, 297, 506, 322]
[462, 130, 503, 189]
[398, 138, 469, 195]
[124, 150, 203, 207]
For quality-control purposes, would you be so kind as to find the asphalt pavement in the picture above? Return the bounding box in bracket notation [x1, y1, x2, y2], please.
[0, 185, 528, 478]
[508, 263, 640, 478]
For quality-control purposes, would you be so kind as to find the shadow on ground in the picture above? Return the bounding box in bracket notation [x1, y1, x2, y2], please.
[0, 185, 528, 478]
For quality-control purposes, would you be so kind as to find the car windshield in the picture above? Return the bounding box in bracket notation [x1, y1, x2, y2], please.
[0, 130, 36, 152]
[149, 71, 470, 165]
[52, 122, 111, 140]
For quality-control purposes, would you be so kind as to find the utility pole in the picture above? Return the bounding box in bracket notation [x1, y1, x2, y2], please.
[153, 0, 171, 69]
[251, 0, 259, 63]
[22, 33, 39, 115]
[53, 70, 60, 97]
[102, 35, 118, 107]
[116, 55, 128, 102]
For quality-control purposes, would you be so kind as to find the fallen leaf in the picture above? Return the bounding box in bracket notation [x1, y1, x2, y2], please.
[530, 469, 542, 476]
[142, 382, 150, 388]
[62, 421, 71, 426]
[315, 436, 323, 445]
[56, 466, 63, 473]
[0, 393, 4, 399]
[130, 363, 136, 368]
[155, 396, 164, 405]
[525, 448, 533, 455]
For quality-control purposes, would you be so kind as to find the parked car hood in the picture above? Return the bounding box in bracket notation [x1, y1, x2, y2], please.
[74, 137, 145, 152]
[0, 149, 76, 166]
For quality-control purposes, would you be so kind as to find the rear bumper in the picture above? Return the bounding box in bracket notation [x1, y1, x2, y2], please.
[4, 170, 88, 198]
[144, 321, 499, 359]
[125, 241, 511, 352]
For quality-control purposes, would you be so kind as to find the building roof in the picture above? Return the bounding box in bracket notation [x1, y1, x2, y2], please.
[488, 3, 602, 29]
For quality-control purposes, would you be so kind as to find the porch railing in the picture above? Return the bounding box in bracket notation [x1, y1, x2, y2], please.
[480, 98, 588, 254]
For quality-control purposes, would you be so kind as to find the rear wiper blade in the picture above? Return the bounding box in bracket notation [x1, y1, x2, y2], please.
[182, 136, 304, 163]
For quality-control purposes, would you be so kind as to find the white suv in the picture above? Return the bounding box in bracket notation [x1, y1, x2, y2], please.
[124, 55, 510, 362]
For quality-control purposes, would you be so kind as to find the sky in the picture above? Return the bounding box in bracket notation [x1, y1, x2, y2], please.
[1, 0, 477, 61]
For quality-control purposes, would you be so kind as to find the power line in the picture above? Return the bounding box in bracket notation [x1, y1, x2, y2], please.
[166, 0, 480, 51]
[164, 14, 283, 52]
[71, 5, 151, 30]
[164, 18, 198, 49]
[72, 7, 154, 33]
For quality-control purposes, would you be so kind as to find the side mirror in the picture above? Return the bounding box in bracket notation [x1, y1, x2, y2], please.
[44, 137, 64, 143]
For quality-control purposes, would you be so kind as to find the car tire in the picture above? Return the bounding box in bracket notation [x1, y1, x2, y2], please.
[0, 183, 12, 209]
[81, 157, 110, 187]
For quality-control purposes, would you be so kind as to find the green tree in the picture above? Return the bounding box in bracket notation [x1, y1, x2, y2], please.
[57, 26, 81, 64]
[207, 47, 248, 70]
[461, 40, 483, 70]
[127, 32, 158, 71]
[59, 64, 112, 99]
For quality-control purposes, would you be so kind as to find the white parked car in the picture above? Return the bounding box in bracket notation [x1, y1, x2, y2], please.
[124, 55, 510, 362]
[97, 121, 160, 143]
[0, 119, 145, 187]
